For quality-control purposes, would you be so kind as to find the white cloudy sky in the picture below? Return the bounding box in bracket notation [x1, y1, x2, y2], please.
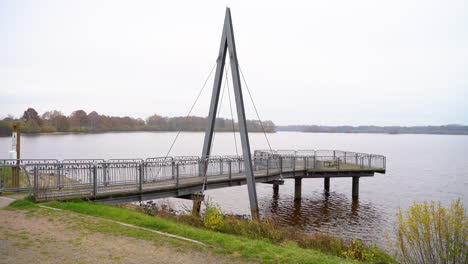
[1, 0, 467, 126]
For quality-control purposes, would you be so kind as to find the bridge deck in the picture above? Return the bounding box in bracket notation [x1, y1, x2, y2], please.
[0, 150, 386, 203]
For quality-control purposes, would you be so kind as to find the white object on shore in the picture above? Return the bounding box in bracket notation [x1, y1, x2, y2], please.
[8, 150, 17, 160]
[11, 132, 17, 150]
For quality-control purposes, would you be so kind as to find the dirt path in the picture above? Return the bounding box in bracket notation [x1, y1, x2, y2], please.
[0, 197, 14, 208]
[0, 206, 253, 264]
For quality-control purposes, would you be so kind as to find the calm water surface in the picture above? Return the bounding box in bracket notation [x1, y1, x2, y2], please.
[1, 131, 467, 246]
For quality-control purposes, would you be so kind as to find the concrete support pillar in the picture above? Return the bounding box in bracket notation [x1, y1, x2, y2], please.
[273, 184, 279, 196]
[294, 178, 302, 200]
[352, 177, 360, 200]
[324, 177, 330, 194]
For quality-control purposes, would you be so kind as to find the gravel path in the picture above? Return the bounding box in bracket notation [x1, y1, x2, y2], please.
[0, 196, 14, 208]
[0, 204, 253, 264]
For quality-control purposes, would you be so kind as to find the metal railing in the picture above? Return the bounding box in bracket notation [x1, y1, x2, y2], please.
[0, 150, 386, 200]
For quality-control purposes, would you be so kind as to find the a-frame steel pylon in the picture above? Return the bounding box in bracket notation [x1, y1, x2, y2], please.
[201, 8, 259, 220]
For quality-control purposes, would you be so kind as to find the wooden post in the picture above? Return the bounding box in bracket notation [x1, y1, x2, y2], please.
[191, 193, 204, 216]
[12, 122, 21, 188]
[294, 178, 302, 200]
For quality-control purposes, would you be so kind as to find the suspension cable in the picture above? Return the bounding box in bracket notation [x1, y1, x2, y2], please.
[239, 65, 273, 152]
[163, 63, 217, 158]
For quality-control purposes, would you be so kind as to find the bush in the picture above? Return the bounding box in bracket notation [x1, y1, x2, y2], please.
[202, 204, 224, 231]
[390, 199, 467, 264]
[341, 239, 378, 261]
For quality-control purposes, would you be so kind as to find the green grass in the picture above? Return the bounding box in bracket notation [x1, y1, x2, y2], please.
[5, 199, 38, 209]
[46, 200, 362, 264]
[6, 199, 393, 263]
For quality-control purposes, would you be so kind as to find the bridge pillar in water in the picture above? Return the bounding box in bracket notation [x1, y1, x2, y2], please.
[324, 177, 330, 194]
[352, 177, 360, 200]
[273, 184, 279, 196]
[294, 178, 302, 200]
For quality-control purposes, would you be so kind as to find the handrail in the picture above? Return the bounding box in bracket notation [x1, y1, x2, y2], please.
[0, 149, 386, 196]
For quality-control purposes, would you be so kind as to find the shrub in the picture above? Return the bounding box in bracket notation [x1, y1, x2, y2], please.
[202, 204, 224, 231]
[341, 239, 377, 261]
[390, 199, 467, 264]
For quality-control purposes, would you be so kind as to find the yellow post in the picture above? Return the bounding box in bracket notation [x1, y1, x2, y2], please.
[12, 122, 21, 188]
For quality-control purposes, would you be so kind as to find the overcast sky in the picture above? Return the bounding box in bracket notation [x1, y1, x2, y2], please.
[1, 0, 467, 126]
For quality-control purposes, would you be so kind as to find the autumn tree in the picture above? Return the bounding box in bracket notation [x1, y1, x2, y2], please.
[42, 110, 69, 132]
[147, 114, 168, 130]
[87, 111, 101, 131]
[22, 108, 42, 126]
[70, 110, 88, 130]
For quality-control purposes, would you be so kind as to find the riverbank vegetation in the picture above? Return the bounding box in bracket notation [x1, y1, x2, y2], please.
[388, 199, 467, 264]
[58, 199, 394, 263]
[7, 198, 395, 263]
[138, 201, 395, 263]
[0, 107, 276, 136]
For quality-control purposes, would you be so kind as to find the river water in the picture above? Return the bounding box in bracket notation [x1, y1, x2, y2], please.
[1, 131, 466, 246]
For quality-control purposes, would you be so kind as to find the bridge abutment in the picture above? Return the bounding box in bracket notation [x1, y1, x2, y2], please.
[352, 177, 360, 200]
[294, 178, 302, 200]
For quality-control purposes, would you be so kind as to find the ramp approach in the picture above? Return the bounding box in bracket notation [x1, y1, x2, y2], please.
[1, 9, 387, 217]
[0, 150, 386, 203]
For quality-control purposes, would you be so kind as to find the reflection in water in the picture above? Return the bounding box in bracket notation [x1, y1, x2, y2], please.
[261, 190, 387, 243]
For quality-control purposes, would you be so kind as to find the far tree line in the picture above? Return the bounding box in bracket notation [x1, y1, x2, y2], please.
[0, 108, 276, 136]
[277, 124, 468, 135]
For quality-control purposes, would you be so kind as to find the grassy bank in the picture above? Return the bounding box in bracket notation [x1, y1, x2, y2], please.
[5, 198, 396, 264]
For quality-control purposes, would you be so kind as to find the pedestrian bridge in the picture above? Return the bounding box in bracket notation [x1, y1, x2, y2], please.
[0, 150, 385, 204]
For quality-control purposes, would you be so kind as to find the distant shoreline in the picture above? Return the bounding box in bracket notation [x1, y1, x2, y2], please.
[276, 124, 468, 136]
[278, 131, 468, 136]
[0, 130, 467, 137]
[0, 130, 277, 137]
